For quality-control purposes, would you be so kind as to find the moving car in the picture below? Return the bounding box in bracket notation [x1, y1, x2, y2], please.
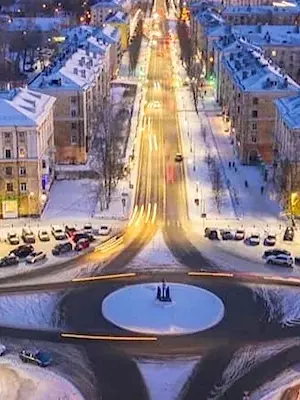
[99, 225, 111, 236]
[284, 226, 294, 241]
[65, 225, 77, 238]
[263, 248, 291, 258]
[175, 153, 183, 162]
[9, 245, 34, 258]
[19, 349, 52, 367]
[266, 254, 294, 268]
[52, 241, 72, 256]
[38, 230, 50, 242]
[221, 230, 233, 240]
[51, 225, 67, 240]
[247, 234, 260, 246]
[7, 232, 20, 245]
[235, 229, 245, 241]
[75, 238, 90, 251]
[21, 228, 36, 244]
[0, 254, 19, 267]
[264, 234, 276, 246]
[26, 251, 46, 264]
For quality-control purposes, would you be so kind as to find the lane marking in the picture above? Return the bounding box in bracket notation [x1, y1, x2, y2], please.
[151, 202, 157, 224]
[145, 202, 152, 223]
[188, 272, 234, 278]
[128, 205, 138, 227]
[135, 204, 145, 226]
[61, 333, 157, 341]
[72, 272, 136, 283]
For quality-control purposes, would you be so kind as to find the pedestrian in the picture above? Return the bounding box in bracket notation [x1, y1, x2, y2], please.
[245, 180, 248, 188]
[260, 185, 264, 195]
[232, 161, 235, 168]
[228, 161, 231, 168]
[204, 90, 207, 96]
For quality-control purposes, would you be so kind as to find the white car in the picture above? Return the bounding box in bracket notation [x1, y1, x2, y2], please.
[38, 230, 50, 242]
[51, 225, 66, 240]
[248, 234, 260, 246]
[83, 224, 93, 233]
[0, 344, 6, 356]
[266, 254, 294, 268]
[7, 232, 20, 245]
[26, 251, 46, 264]
[99, 225, 112, 236]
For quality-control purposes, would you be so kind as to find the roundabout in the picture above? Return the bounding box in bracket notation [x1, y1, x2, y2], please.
[102, 282, 225, 335]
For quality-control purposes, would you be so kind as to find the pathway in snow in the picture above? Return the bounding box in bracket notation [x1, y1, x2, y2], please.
[136, 358, 200, 400]
[126, 229, 187, 271]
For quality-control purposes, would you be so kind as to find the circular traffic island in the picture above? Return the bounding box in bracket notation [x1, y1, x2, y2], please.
[102, 282, 225, 336]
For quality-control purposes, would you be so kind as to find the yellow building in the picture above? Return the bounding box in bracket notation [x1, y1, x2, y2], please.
[106, 11, 130, 51]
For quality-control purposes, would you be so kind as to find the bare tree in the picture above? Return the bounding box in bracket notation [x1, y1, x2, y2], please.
[176, 21, 193, 74]
[128, 19, 143, 75]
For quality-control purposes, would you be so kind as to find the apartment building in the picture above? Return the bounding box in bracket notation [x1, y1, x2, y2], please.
[222, 5, 300, 25]
[91, 0, 123, 26]
[220, 48, 300, 164]
[0, 88, 56, 218]
[106, 11, 130, 51]
[274, 95, 300, 207]
[222, 0, 273, 6]
[30, 48, 106, 165]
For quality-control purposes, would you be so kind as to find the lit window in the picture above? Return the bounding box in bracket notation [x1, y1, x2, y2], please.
[19, 167, 26, 176]
[20, 182, 27, 192]
[19, 148, 25, 158]
[271, 50, 277, 57]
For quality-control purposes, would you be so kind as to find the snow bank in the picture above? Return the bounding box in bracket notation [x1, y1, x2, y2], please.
[0, 355, 83, 400]
[136, 358, 200, 400]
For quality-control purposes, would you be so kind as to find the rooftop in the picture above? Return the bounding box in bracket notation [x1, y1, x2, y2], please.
[0, 88, 56, 127]
[223, 46, 300, 92]
[106, 10, 129, 23]
[275, 95, 300, 129]
[91, 0, 123, 9]
[6, 16, 70, 32]
[223, 5, 300, 14]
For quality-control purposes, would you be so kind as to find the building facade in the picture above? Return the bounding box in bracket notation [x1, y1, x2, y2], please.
[91, 0, 123, 26]
[0, 88, 56, 218]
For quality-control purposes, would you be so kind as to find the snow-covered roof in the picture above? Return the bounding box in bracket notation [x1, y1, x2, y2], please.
[0, 88, 56, 127]
[102, 24, 121, 42]
[223, 47, 300, 92]
[6, 16, 70, 32]
[275, 95, 300, 130]
[105, 10, 129, 23]
[194, 9, 224, 27]
[91, 0, 123, 9]
[223, 5, 300, 14]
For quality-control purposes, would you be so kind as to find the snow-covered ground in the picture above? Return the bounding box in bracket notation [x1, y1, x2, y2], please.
[126, 230, 186, 271]
[0, 354, 83, 400]
[136, 358, 200, 400]
[102, 282, 225, 335]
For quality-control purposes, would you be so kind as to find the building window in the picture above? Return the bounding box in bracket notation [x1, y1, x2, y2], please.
[71, 134, 77, 145]
[4, 132, 11, 140]
[5, 166, 12, 176]
[18, 131, 26, 141]
[42, 160, 46, 169]
[19, 148, 25, 158]
[71, 122, 77, 130]
[20, 182, 27, 192]
[237, 106, 240, 113]
[6, 182, 13, 192]
[71, 96, 77, 104]
[271, 50, 277, 57]
[71, 110, 76, 117]
[253, 97, 258, 105]
[251, 136, 257, 143]
[252, 123, 257, 130]
[252, 110, 258, 118]
[19, 166, 26, 176]
[5, 149, 12, 159]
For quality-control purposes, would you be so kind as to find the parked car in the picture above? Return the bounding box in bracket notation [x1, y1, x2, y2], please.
[175, 153, 183, 162]
[99, 225, 112, 236]
[72, 232, 93, 243]
[0, 254, 19, 267]
[9, 245, 34, 258]
[51, 225, 67, 240]
[75, 238, 90, 251]
[263, 249, 291, 258]
[204, 228, 219, 240]
[0, 344, 6, 356]
[65, 225, 77, 238]
[21, 228, 36, 244]
[38, 230, 50, 242]
[83, 224, 93, 233]
[19, 349, 51, 367]
[248, 234, 260, 246]
[266, 254, 294, 268]
[7, 232, 20, 245]
[264, 234, 276, 246]
[52, 241, 72, 256]
[221, 230, 233, 240]
[235, 229, 245, 241]
[26, 251, 46, 264]
[284, 226, 294, 241]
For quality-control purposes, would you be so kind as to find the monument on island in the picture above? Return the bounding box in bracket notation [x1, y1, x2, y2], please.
[156, 279, 172, 302]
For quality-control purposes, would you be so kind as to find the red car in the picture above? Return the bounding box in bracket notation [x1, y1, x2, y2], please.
[75, 238, 90, 251]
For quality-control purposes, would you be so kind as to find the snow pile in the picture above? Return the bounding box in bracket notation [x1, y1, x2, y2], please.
[0, 355, 83, 400]
[136, 358, 200, 400]
[102, 283, 225, 335]
[42, 180, 100, 220]
[127, 230, 186, 270]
